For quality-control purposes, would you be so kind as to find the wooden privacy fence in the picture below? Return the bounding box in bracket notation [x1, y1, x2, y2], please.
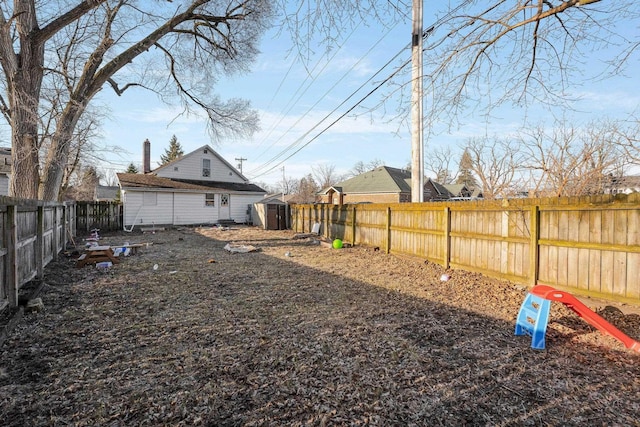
[0, 198, 76, 311]
[76, 201, 122, 232]
[292, 194, 640, 305]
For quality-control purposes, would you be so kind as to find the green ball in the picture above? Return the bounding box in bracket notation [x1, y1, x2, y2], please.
[332, 239, 343, 249]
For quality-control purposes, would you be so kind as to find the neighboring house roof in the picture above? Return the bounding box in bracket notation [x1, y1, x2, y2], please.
[96, 185, 119, 201]
[152, 144, 250, 181]
[428, 179, 454, 198]
[443, 183, 467, 197]
[323, 166, 412, 194]
[116, 173, 265, 193]
[608, 175, 640, 191]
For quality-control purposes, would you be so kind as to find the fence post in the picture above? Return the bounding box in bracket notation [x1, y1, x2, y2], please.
[386, 206, 392, 254]
[529, 205, 540, 287]
[36, 205, 44, 279]
[300, 207, 304, 233]
[53, 205, 60, 261]
[351, 206, 356, 246]
[444, 207, 451, 269]
[5, 205, 18, 307]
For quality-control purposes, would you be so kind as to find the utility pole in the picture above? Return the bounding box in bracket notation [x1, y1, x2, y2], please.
[235, 157, 247, 174]
[411, 0, 424, 203]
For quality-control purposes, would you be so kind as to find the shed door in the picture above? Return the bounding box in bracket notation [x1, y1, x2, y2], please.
[266, 204, 278, 230]
[278, 205, 287, 230]
[219, 194, 230, 220]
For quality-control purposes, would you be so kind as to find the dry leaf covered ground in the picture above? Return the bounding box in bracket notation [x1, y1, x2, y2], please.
[1, 226, 639, 426]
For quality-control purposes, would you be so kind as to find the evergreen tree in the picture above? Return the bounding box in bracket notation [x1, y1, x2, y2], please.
[160, 135, 184, 165]
[456, 150, 479, 189]
[126, 162, 139, 174]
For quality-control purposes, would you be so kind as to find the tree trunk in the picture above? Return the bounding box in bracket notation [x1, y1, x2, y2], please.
[39, 103, 83, 201]
[5, 0, 45, 200]
[10, 98, 41, 199]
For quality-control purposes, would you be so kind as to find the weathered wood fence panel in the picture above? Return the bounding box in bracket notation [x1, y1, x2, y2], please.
[0, 198, 74, 310]
[75, 201, 122, 233]
[291, 194, 640, 304]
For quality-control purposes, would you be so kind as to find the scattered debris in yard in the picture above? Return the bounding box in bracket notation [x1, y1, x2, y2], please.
[223, 243, 259, 253]
[0, 226, 638, 426]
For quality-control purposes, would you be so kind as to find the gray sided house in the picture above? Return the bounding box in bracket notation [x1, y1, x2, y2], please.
[117, 143, 266, 228]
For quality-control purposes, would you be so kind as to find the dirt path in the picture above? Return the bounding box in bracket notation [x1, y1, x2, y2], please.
[1, 226, 639, 426]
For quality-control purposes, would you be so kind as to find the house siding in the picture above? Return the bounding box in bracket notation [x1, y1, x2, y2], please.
[172, 193, 219, 225]
[155, 148, 245, 183]
[229, 194, 259, 223]
[123, 191, 174, 226]
[122, 189, 261, 227]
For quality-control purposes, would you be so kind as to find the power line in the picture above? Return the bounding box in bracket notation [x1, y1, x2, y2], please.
[247, 36, 408, 177]
[248, 1, 474, 180]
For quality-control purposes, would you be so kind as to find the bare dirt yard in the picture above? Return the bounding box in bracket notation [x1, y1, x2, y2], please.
[1, 226, 639, 426]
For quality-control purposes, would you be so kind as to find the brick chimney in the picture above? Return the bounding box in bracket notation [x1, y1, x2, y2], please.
[143, 139, 151, 173]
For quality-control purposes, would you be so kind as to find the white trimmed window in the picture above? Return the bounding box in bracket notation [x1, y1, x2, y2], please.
[202, 159, 211, 177]
[205, 193, 215, 207]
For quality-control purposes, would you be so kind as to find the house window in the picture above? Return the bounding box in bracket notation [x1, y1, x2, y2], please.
[205, 193, 215, 207]
[221, 194, 229, 207]
[202, 158, 211, 177]
[143, 192, 157, 206]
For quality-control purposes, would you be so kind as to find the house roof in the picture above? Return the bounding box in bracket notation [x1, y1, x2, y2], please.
[152, 144, 249, 181]
[117, 173, 265, 193]
[443, 183, 466, 197]
[325, 166, 412, 194]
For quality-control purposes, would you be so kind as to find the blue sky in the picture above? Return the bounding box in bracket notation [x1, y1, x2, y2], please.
[96, 2, 640, 189]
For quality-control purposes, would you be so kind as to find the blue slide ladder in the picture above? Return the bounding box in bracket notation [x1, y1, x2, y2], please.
[514, 292, 551, 350]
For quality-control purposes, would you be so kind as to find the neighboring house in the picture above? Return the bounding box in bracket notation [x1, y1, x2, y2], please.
[425, 178, 455, 201]
[117, 142, 266, 228]
[318, 166, 485, 205]
[320, 166, 413, 205]
[96, 185, 119, 201]
[320, 166, 433, 204]
[0, 147, 11, 196]
[604, 175, 640, 195]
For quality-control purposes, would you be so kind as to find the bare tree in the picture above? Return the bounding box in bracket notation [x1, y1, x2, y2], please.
[0, 1, 414, 201]
[278, 175, 299, 197]
[463, 136, 524, 199]
[0, 1, 272, 200]
[425, 146, 457, 184]
[312, 163, 342, 190]
[519, 119, 631, 197]
[295, 173, 319, 203]
[349, 159, 385, 177]
[62, 164, 101, 201]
